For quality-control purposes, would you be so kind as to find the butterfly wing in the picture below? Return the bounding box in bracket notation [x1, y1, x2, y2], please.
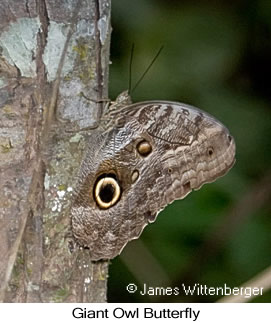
[71, 101, 235, 260]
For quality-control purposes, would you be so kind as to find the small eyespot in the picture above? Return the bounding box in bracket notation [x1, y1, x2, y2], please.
[207, 147, 214, 156]
[168, 168, 172, 173]
[131, 170, 139, 183]
[228, 135, 232, 143]
[136, 140, 152, 157]
[94, 176, 121, 209]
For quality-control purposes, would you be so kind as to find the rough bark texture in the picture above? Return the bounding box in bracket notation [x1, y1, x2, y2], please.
[0, 0, 111, 302]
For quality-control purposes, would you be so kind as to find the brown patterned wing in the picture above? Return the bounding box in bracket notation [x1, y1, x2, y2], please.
[71, 101, 235, 260]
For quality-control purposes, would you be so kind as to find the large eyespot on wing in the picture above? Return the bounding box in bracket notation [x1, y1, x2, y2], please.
[94, 174, 121, 209]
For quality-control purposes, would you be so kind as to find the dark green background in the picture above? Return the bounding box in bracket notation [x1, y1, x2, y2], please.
[108, 0, 271, 302]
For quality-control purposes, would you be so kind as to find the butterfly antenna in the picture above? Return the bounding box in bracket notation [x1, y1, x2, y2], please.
[128, 43, 135, 95]
[131, 45, 164, 94]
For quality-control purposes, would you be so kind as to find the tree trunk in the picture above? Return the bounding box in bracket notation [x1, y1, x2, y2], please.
[0, 0, 111, 302]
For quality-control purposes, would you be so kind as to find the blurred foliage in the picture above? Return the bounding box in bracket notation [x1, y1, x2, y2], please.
[108, 0, 271, 302]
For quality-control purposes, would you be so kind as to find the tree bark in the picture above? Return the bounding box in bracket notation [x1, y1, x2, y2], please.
[0, 0, 111, 302]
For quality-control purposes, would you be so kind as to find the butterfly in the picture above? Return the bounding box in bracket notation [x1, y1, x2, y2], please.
[71, 91, 235, 260]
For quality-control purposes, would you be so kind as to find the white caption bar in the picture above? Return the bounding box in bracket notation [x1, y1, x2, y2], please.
[0, 303, 269, 323]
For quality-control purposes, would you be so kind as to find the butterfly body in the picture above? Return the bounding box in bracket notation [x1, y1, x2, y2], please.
[71, 96, 235, 260]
